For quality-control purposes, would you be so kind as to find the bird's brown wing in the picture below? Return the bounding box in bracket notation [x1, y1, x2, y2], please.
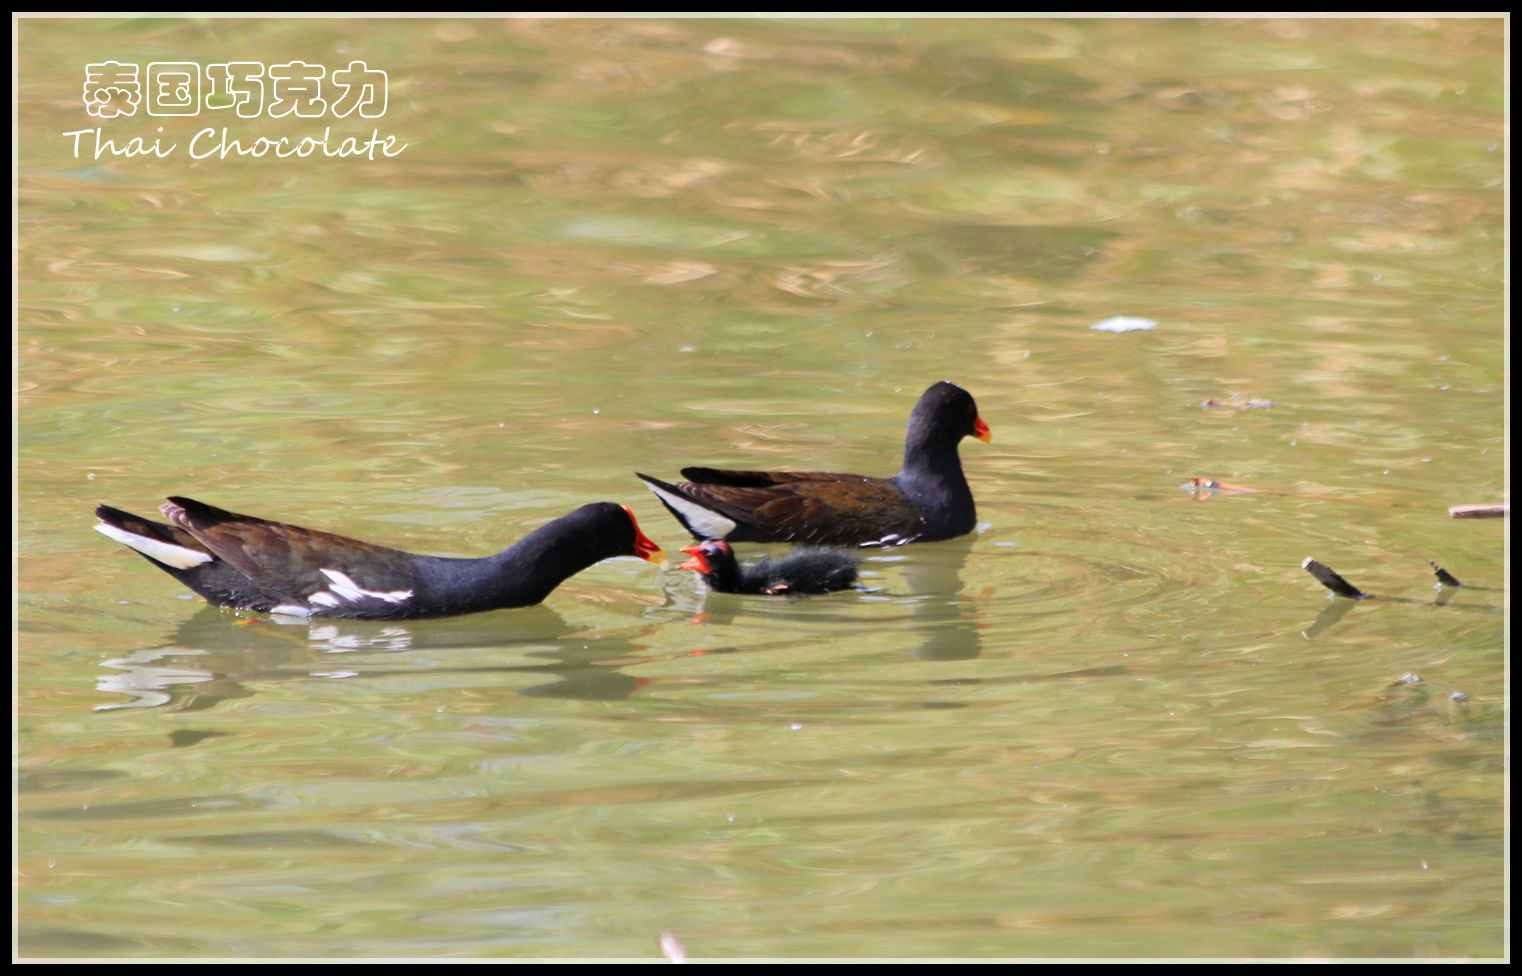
[675, 469, 923, 545]
[164, 497, 417, 598]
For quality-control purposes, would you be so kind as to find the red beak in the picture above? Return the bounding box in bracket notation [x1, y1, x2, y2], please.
[679, 544, 710, 574]
[621, 506, 665, 563]
[973, 416, 992, 443]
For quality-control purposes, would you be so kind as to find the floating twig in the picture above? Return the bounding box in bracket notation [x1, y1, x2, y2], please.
[1301, 558, 1367, 599]
[1188, 478, 1393, 507]
[1301, 558, 1502, 639]
[1430, 561, 1463, 588]
[1191, 480, 1506, 519]
[1303, 559, 1500, 604]
[1448, 504, 1507, 519]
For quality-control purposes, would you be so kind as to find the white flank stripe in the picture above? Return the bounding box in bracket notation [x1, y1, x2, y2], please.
[94, 522, 213, 570]
[642, 481, 737, 540]
[318, 568, 412, 605]
[270, 604, 315, 618]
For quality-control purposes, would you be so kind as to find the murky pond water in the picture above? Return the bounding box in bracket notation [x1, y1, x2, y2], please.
[18, 16, 1504, 959]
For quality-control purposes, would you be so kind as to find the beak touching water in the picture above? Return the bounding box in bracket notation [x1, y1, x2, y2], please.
[622, 506, 665, 563]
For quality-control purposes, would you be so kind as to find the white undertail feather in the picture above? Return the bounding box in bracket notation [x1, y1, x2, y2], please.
[93, 522, 213, 570]
[640, 478, 738, 540]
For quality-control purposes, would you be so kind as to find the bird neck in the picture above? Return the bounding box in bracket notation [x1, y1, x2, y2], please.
[895, 438, 974, 535]
[897, 433, 968, 493]
[428, 511, 617, 611]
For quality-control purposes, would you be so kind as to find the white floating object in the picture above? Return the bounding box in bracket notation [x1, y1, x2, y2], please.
[1091, 315, 1158, 333]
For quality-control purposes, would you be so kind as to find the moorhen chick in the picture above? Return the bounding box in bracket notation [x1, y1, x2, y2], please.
[638, 381, 990, 547]
[93, 497, 664, 620]
[680, 539, 858, 596]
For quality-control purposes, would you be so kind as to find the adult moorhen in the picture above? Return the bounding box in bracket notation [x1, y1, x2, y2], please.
[680, 539, 858, 596]
[638, 381, 990, 547]
[93, 497, 664, 620]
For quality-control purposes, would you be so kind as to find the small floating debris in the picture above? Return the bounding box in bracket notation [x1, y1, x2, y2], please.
[658, 931, 687, 964]
[1090, 315, 1158, 333]
[1301, 559, 1501, 639]
[1202, 397, 1276, 409]
[1448, 503, 1507, 519]
[1302, 558, 1367, 599]
[1430, 561, 1463, 587]
[1186, 476, 1394, 507]
[1304, 558, 1500, 603]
